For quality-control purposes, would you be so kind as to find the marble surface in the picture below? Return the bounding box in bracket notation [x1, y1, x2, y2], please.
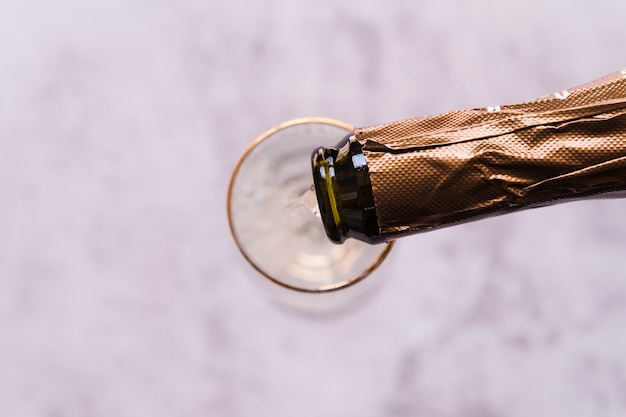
[1, 1, 626, 416]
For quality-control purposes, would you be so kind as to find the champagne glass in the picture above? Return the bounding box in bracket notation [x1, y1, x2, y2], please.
[228, 118, 394, 311]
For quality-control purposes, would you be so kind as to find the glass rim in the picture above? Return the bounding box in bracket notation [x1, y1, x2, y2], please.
[227, 117, 395, 293]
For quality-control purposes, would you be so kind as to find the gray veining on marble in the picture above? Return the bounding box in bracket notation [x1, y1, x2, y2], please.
[1, 1, 626, 416]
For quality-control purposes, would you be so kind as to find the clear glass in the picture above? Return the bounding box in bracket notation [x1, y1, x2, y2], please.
[228, 118, 393, 297]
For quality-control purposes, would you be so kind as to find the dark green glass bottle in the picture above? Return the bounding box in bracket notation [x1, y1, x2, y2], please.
[312, 71, 626, 245]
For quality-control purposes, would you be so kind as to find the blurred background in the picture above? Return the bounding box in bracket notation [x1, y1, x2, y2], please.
[1, 0, 626, 416]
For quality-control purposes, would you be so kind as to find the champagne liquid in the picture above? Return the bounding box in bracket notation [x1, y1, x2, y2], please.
[289, 185, 320, 218]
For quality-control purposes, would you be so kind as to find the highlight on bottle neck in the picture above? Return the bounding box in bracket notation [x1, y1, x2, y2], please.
[311, 134, 383, 245]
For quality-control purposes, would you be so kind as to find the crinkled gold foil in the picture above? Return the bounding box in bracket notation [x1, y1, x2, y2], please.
[355, 71, 626, 240]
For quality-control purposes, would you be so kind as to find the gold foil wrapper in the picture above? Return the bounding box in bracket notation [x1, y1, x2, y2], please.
[355, 70, 626, 240]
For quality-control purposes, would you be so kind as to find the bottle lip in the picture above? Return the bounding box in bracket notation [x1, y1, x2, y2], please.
[312, 146, 346, 243]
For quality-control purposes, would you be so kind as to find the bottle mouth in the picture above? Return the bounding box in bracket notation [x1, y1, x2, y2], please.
[312, 136, 385, 245]
[312, 146, 346, 244]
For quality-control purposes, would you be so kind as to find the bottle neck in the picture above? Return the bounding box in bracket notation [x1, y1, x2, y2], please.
[311, 135, 383, 244]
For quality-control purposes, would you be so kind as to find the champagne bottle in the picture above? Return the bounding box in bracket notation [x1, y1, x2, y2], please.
[312, 70, 626, 244]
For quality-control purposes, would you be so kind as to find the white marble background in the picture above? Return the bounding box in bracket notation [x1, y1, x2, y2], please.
[2, 1, 626, 416]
